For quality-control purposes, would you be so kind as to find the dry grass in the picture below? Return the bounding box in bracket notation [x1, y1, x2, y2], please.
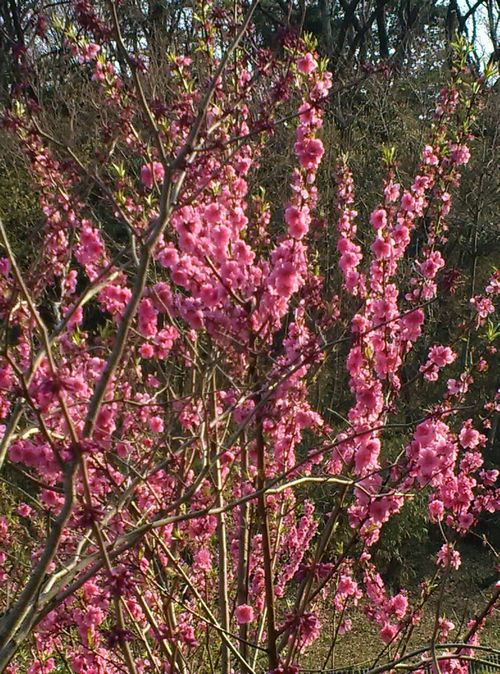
[304, 544, 499, 670]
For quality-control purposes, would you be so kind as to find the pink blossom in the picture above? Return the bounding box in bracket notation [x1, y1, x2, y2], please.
[235, 604, 255, 624]
[76, 221, 104, 267]
[438, 617, 455, 641]
[285, 205, 311, 239]
[99, 283, 132, 316]
[401, 192, 415, 211]
[295, 137, 324, 171]
[390, 593, 408, 619]
[297, 53, 318, 74]
[384, 182, 400, 202]
[139, 343, 154, 359]
[429, 499, 444, 521]
[311, 71, 332, 100]
[157, 245, 179, 268]
[140, 161, 165, 189]
[401, 308, 425, 340]
[450, 143, 471, 165]
[138, 298, 158, 337]
[337, 574, 360, 598]
[212, 224, 231, 248]
[447, 375, 471, 396]
[371, 237, 392, 259]
[458, 512, 474, 531]
[338, 618, 353, 635]
[419, 251, 445, 279]
[470, 295, 494, 319]
[413, 174, 432, 193]
[413, 421, 440, 448]
[370, 499, 391, 524]
[380, 622, 397, 643]
[418, 448, 439, 477]
[429, 345, 456, 367]
[199, 284, 222, 308]
[149, 416, 164, 433]
[422, 144, 439, 165]
[440, 191, 452, 215]
[459, 422, 481, 449]
[354, 438, 380, 474]
[77, 43, 100, 63]
[485, 273, 500, 295]
[16, 503, 32, 517]
[295, 613, 321, 649]
[370, 208, 387, 230]
[178, 620, 198, 647]
[479, 469, 498, 487]
[298, 103, 320, 125]
[205, 203, 222, 225]
[275, 263, 299, 298]
[27, 659, 56, 674]
[437, 544, 461, 570]
[194, 548, 212, 572]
